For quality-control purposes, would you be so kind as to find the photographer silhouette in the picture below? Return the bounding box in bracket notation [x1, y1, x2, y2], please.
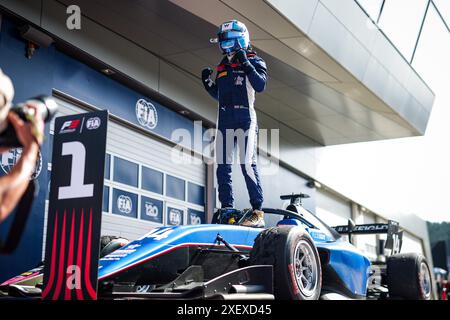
[0, 69, 44, 225]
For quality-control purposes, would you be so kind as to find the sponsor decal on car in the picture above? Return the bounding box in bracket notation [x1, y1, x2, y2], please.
[138, 227, 175, 241]
[310, 231, 326, 241]
[101, 244, 141, 261]
[334, 224, 389, 233]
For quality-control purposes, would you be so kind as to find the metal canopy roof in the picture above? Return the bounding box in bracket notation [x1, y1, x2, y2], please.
[55, 0, 434, 146]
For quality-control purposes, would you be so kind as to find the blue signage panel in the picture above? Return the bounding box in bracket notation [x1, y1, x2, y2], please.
[188, 208, 206, 225]
[167, 207, 184, 226]
[140, 196, 163, 224]
[112, 188, 138, 218]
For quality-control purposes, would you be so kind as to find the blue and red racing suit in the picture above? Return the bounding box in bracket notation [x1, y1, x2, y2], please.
[203, 51, 267, 210]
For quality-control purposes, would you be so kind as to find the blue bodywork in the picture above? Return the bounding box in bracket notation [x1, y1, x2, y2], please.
[99, 225, 260, 280]
[99, 213, 371, 297]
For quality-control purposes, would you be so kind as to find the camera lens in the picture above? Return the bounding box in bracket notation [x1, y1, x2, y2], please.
[0, 95, 58, 148]
[12, 95, 58, 122]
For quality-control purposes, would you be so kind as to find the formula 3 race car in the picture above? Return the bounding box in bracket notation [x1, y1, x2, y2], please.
[0, 193, 434, 300]
[96, 193, 433, 300]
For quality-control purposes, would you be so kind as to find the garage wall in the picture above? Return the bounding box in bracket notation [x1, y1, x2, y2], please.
[315, 188, 351, 226]
[402, 232, 424, 255]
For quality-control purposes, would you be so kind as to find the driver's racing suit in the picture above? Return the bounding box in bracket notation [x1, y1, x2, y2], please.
[203, 51, 267, 210]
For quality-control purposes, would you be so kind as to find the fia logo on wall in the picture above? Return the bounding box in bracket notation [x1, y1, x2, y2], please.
[1, 148, 43, 179]
[117, 195, 132, 214]
[168, 208, 182, 226]
[136, 99, 158, 129]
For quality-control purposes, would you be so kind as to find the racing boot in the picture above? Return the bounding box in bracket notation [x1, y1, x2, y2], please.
[241, 209, 265, 228]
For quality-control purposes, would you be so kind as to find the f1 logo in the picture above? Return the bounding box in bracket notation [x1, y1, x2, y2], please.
[60, 120, 81, 134]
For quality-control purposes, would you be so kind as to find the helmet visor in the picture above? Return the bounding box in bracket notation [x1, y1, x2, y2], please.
[218, 31, 244, 42]
[219, 39, 236, 53]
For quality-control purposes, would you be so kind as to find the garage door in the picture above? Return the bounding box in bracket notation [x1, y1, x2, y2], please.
[43, 96, 206, 252]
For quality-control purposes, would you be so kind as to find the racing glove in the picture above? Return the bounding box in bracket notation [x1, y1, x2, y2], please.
[202, 68, 214, 87]
[235, 50, 267, 93]
[201, 68, 218, 100]
[235, 49, 255, 74]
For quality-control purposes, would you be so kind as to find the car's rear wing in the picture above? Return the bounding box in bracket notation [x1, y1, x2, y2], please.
[332, 220, 403, 255]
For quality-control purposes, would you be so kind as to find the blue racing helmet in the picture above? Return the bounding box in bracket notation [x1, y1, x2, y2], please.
[217, 20, 250, 54]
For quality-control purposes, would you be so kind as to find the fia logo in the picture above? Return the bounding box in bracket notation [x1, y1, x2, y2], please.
[86, 117, 101, 130]
[136, 99, 158, 129]
[60, 119, 81, 134]
[144, 202, 159, 218]
[117, 195, 132, 214]
[1, 148, 42, 179]
[168, 208, 182, 226]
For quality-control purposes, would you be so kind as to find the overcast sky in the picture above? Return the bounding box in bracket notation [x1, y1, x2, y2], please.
[315, 2, 450, 223]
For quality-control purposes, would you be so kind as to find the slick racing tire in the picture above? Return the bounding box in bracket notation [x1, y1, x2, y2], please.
[250, 226, 322, 300]
[387, 253, 433, 300]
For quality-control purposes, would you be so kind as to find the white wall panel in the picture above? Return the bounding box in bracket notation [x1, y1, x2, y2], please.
[315, 188, 351, 226]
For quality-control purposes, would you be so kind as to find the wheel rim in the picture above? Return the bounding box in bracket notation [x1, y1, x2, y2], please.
[293, 239, 319, 297]
[419, 262, 432, 299]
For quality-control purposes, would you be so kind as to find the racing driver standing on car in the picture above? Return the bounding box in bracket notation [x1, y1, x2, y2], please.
[201, 20, 267, 227]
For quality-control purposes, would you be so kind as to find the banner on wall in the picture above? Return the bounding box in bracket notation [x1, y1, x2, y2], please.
[42, 110, 108, 300]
